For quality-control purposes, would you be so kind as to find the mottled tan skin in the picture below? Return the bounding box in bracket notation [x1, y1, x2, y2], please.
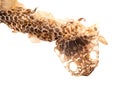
[0, 2, 107, 76]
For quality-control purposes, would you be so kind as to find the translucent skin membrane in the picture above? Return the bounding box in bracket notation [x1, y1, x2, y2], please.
[0, 0, 107, 76]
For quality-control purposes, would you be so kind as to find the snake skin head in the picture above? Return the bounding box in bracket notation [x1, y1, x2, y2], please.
[54, 24, 101, 76]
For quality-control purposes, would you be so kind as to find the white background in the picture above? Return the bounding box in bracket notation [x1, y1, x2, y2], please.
[0, 0, 119, 88]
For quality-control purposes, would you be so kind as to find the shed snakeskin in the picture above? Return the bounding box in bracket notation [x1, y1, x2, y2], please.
[0, 0, 107, 76]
